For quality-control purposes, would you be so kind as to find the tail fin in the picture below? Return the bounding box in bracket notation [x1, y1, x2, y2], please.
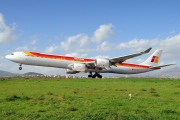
[141, 49, 163, 66]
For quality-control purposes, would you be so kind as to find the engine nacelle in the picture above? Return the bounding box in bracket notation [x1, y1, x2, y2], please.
[72, 63, 87, 72]
[95, 58, 111, 68]
[66, 69, 77, 74]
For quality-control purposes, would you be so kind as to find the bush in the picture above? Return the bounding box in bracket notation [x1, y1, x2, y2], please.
[2, 110, 16, 116]
[152, 93, 160, 97]
[141, 88, 147, 91]
[22, 96, 31, 100]
[38, 94, 45, 100]
[149, 88, 156, 93]
[161, 109, 177, 114]
[67, 107, 77, 111]
[47, 92, 53, 95]
[6, 95, 21, 101]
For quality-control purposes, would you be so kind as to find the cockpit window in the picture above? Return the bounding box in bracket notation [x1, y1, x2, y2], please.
[11, 53, 14, 55]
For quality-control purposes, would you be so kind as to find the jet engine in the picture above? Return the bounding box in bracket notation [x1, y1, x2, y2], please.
[66, 69, 77, 74]
[72, 63, 87, 72]
[95, 58, 111, 68]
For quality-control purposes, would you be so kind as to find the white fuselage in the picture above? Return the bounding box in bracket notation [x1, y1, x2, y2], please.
[5, 52, 154, 74]
[6, 52, 76, 69]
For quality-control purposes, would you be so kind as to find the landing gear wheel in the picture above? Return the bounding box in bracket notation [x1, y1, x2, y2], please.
[92, 75, 96, 78]
[88, 72, 93, 78]
[19, 64, 22, 70]
[88, 75, 92, 78]
[91, 72, 102, 79]
[97, 74, 102, 78]
[19, 67, 22, 70]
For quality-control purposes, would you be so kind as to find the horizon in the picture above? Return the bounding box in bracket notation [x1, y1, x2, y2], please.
[0, 66, 179, 79]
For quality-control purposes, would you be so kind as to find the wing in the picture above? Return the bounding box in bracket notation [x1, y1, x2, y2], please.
[85, 47, 152, 68]
[109, 47, 152, 63]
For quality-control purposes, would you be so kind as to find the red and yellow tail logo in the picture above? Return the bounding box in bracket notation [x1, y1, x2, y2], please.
[151, 56, 159, 63]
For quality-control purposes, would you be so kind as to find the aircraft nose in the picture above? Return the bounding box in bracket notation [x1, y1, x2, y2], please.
[5, 55, 11, 60]
[5, 55, 15, 61]
[5, 53, 21, 62]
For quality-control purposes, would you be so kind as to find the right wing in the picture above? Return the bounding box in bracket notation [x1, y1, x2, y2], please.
[85, 47, 152, 68]
[109, 47, 152, 63]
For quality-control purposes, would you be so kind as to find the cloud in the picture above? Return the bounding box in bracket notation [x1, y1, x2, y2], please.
[0, 63, 7, 67]
[75, 48, 95, 53]
[117, 38, 159, 52]
[65, 52, 87, 58]
[59, 23, 114, 54]
[169, 30, 175, 34]
[30, 35, 38, 45]
[0, 13, 17, 44]
[15, 45, 29, 51]
[96, 41, 112, 51]
[91, 24, 113, 43]
[60, 34, 89, 51]
[93, 55, 110, 59]
[126, 58, 145, 64]
[44, 45, 59, 53]
[31, 40, 36, 45]
[8, 64, 65, 75]
[14, 45, 36, 52]
[116, 34, 180, 60]
[0, 56, 3, 60]
[159, 34, 180, 60]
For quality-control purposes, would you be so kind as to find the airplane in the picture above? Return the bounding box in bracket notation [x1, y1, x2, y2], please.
[5, 47, 174, 78]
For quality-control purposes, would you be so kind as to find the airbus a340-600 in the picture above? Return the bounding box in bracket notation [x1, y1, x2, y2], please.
[5, 48, 174, 78]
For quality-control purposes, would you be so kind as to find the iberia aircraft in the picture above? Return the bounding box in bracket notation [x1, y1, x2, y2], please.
[5, 48, 174, 78]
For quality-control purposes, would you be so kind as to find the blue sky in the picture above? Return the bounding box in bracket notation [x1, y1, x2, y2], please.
[0, 0, 180, 74]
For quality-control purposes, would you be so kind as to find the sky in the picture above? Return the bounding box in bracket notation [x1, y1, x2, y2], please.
[0, 0, 180, 75]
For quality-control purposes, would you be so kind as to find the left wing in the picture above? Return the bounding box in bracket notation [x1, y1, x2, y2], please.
[109, 47, 152, 63]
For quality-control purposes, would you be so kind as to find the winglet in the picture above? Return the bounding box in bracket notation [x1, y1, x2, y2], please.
[144, 47, 152, 53]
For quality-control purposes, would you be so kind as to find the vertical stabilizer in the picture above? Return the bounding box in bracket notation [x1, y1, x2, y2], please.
[141, 49, 162, 66]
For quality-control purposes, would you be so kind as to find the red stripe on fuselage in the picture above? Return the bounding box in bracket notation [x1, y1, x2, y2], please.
[28, 52, 95, 63]
[25, 52, 151, 69]
[116, 62, 150, 69]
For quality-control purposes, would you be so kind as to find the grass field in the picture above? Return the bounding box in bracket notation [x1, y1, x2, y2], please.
[0, 77, 180, 120]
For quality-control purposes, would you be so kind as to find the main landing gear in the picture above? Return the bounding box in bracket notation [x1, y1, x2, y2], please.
[88, 72, 102, 78]
[19, 64, 22, 70]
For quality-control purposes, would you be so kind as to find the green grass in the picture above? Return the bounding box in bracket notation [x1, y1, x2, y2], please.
[0, 77, 180, 120]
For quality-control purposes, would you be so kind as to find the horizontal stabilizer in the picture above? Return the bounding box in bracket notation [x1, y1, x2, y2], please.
[150, 64, 175, 69]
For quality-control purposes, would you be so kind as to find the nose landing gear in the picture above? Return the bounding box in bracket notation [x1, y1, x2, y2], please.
[19, 64, 22, 70]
